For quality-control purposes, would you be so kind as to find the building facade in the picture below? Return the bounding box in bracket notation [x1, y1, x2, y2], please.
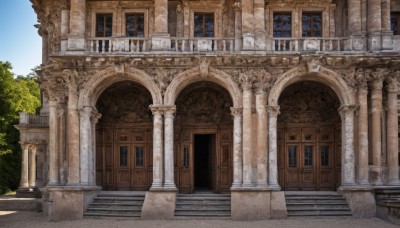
[17, 0, 400, 220]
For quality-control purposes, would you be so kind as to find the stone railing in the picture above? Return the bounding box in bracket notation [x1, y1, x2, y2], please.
[19, 112, 49, 126]
[86, 37, 151, 54]
[270, 37, 350, 53]
[170, 37, 235, 53]
[392, 35, 400, 51]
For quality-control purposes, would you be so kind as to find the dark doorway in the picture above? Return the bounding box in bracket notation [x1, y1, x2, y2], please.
[194, 134, 214, 191]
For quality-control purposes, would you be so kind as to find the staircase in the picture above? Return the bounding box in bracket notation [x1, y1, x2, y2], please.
[84, 191, 145, 218]
[174, 194, 231, 218]
[285, 191, 352, 217]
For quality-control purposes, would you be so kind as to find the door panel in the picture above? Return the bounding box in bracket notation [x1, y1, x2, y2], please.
[285, 144, 300, 190]
[301, 144, 316, 190]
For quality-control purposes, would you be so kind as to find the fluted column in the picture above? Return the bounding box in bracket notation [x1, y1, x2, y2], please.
[267, 106, 280, 190]
[150, 105, 164, 189]
[68, 0, 86, 50]
[381, 0, 391, 32]
[242, 87, 253, 188]
[255, 91, 268, 188]
[29, 144, 37, 188]
[340, 106, 357, 186]
[253, 0, 266, 49]
[57, 106, 67, 185]
[164, 106, 176, 189]
[387, 75, 400, 185]
[234, 3, 242, 51]
[48, 100, 59, 185]
[348, 0, 362, 34]
[371, 75, 384, 185]
[367, 0, 381, 32]
[356, 73, 370, 185]
[152, 0, 170, 50]
[79, 106, 92, 185]
[65, 77, 80, 185]
[241, 0, 254, 49]
[19, 144, 30, 188]
[231, 107, 243, 188]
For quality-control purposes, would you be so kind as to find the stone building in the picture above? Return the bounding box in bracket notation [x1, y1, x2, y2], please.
[17, 0, 400, 221]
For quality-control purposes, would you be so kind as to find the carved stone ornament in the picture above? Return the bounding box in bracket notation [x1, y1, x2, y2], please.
[369, 68, 389, 90]
[278, 82, 340, 124]
[387, 71, 400, 93]
[239, 70, 256, 91]
[151, 68, 180, 95]
[306, 59, 321, 73]
[176, 83, 233, 124]
[63, 69, 88, 92]
[96, 82, 152, 124]
[354, 68, 369, 91]
[38, 69, 66, 102]
[199, 58, 211, 77]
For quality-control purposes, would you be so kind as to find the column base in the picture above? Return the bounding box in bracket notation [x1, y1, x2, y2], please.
[67, 35, 85, 52]
[349, 35, 367, 51]
[387, 180, 400, 186]
[256, 182, 268, 188]
[268, 183, 281, 191]
[339, 186, 376, 218]
[242, 182, 255, 188]
[382, 31, 393, 50]
[242, 33, 255, 50]
[163, 182, 177, 190]
[368, 32, 382, 51]
[141, 191, 176, 219]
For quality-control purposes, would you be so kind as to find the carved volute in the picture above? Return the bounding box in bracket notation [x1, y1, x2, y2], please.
[176, 82, 233, 124]
[96, 81, 153, 124]
[278, 81, 340, 124]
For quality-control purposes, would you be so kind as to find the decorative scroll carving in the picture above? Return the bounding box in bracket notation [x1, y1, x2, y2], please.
[306, 58, 321, 73]
[199, 58, 210, 77]
[37, 69, 66, 101]
[369, 68, 389, 90]
[387, 71, 400, 93]
[354, 69, 369, 91]
[239, 70, 257, 91]
[278, 82, 340, 124]
[150, 68, 180, 95]
[253, 69, 274, 93]
[176, 83, 233, 124]
[96, 82, 152, 123]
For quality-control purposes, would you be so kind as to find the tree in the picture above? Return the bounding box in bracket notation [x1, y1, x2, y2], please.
[0, 61, 41, 194]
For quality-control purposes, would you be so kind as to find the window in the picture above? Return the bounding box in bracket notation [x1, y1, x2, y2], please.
[302, 12, 322, 37]
[96, 14, 113, 37]
[288, 146, 297, 167]
[194, 13, 214, 37]
[119, 146, 128, 167]
[183, 146, 189, 169]
[304, 146, 313, 167]
[320, 145, 329, 166]
[391, 12, 400, 35]
[126, 14, 145, 37]
[273, 13, 292, 37]
[135, 146, 144, 167]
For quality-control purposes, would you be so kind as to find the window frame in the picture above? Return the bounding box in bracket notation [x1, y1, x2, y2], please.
[301, 12, 323, 38]
[391, 12, 400, 35]
[273, 12, 292, 38]
[125, 13, 145, 37]
[193, 12, 215, 37]
[96, 13, 113, 38]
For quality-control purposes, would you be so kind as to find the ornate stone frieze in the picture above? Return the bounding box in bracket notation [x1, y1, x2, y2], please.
[63, 69, 88, 92]
[176, 84, 233, 124]
[386, 71, 400, 93]
[306, 58, 321, 73]
[37, 69, 66, 102]
[278, 82, 341, 124]
[147, 68, 182, 95]
[239, 70, 257, 91]
[369, 68, 389, 90]
[253, 69, 274, 94]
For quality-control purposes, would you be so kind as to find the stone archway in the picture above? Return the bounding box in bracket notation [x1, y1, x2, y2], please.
[174, 81, 234, 194]
[268, 65, 358, 188]
[95, 81, 154, 191]
[277, 81, 341, 191]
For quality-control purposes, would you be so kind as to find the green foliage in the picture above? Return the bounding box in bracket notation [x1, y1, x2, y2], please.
[0, 62, 41, 195]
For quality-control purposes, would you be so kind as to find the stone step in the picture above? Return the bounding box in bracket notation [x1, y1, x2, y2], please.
[175, 206, 231, 211]
[287, 206, 351, 211]
[0, 198, 39, 211]
[175, 194, 231, 218]
[175, 211, 231, 216]
[287, 211, 353, 216]
[90, 202, 144, 206]
[94, 196, 145, 200]
[84, 212, 141, 217]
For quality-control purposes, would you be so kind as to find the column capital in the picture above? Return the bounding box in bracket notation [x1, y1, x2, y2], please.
[239, 71, 256, 92]
[338, 105, 358, 117]
[163, 105, 176, 117]
[230, 107, 243, 116]
[149, 104, 165, 115]
[369, 68, 389, 90]
[387, 72, 400, 93]
[266, 105, 280, 115]
[79, 106, 93, 119]
[91, 108, 102, 124]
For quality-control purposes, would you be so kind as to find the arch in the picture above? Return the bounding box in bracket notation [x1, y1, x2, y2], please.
[268, 66, 356, 107]
[164, 67, 242, 107]
[78, 66, 162, 108]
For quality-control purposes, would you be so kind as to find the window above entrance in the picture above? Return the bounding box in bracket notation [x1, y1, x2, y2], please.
[194, 13, 215, 37]
[126, 13, 145, 37]
[273, 12, 292, 37]
[302, 12, 322, 37]
[96, 14, 113, 37]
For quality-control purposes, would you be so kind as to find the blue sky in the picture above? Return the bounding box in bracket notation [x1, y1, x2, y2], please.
[0, 1, 41, 76]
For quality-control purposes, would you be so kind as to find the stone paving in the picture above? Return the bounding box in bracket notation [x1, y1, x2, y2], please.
[0, 211, 398, 228]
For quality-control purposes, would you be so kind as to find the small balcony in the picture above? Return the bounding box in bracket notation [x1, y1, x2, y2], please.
[18, 112, 49, 127]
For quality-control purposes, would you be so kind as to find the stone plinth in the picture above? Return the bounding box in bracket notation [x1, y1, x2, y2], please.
[141, 191, 176, 219]
[46, 186, 100, 221]
[339, 186, 376, 218]
[151, 34, 171, 51]
[231, 189, 286, 220]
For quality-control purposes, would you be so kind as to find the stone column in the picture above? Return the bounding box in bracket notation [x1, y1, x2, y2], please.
[267, 106, 280, 190]
[381, 0, 393, 49]
[152, 0, 171, 50]
[67, 85, 80, 185]
[348, 0, 362, 34]
[19, 144, 30, 189]
[150, 105, 164, 189]
[234, 2, 242, 51]
[231, 107, 243, 188]
[79, 106, 92, 185]
[253, 0, 266, 50]
[48, 100, 59, 185]
[242, 85, 254, 188]
[387, 75, 400, 185]
[90, 110, 101, 185]
[58, 107, 67, 185]
[29, 144, 37, 188]
[60, 10, 70, 52]
[357, 75, 370, 185]
[164, 106, 176, 189]
[370, 74, 384, 185]
[367, 0, 382, 50]
[68, 0, 86, 51]
[340, 105, 357, 186]
[241, 0, 254, 49]
[255, 90, 268, 188]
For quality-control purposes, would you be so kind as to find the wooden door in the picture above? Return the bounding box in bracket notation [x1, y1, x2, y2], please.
[218, 129, 233, 193]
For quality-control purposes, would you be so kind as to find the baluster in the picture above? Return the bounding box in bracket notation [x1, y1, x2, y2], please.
[90, 40, 94, 53]
[135, 40, 139, 52]
[278, 40, 281, 51]
[337, 40, 340, 51]
[230, 40, 233, 52]
[294, 40, 298, 52]
[329, 40, 333, 51]
[143, 40, 147, 52]
[190, 40, 194, 52]
[100, 40, 104, 53]
[181, 40, 185, 52]
[222, 40, 226, 52]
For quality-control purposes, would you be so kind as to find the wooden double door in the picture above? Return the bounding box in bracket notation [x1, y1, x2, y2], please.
[175, 126, 233, 194]
[96, 124, 153, 191]
[278, 125, 341, 191]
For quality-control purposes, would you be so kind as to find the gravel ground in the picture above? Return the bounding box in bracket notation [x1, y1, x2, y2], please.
[0, 211, 398, 228]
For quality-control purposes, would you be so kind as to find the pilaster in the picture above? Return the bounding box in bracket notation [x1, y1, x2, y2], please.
[267, 105, 280, 190]
[163, 105, 177, 190]
[231, 107, 243, 189]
